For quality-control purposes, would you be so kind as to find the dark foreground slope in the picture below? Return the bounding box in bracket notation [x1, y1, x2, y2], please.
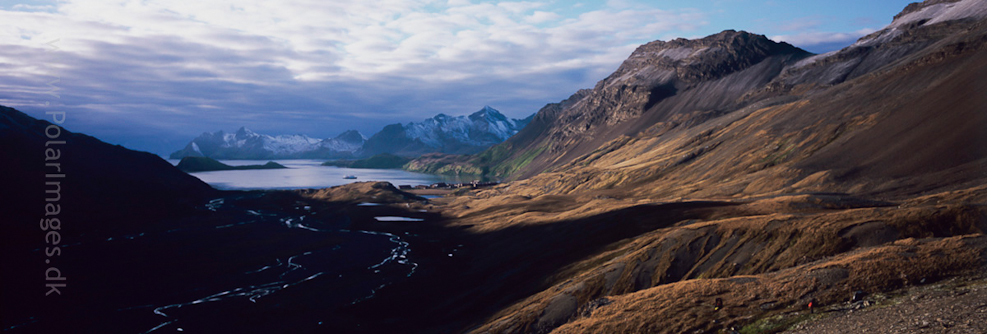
[0, 106, 217, 214]
[0, 106, 218, 330]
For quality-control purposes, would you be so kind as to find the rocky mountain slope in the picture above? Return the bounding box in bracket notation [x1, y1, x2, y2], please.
[420, 0, 987, 187]
[169, 127, 366, 159]
[497, 0, 987, 200]
[413, 30, 812, 179]
[369, 0, 987, 333]
[360, 106, 533, 157]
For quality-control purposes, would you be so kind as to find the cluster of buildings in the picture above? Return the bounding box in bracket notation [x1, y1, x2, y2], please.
[398, 180, 499, 190]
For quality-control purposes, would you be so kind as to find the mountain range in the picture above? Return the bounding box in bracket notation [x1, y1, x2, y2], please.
[169, 127, 366, 159]
[360, 106, 533, 157]
[169, 106, 532, 160]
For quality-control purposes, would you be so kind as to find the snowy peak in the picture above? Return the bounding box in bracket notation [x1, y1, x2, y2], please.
[235, 126, 255, 139]
[360, 106, 534, 156]
[401, 106, 525, 146]
[469, 106, 511, 124]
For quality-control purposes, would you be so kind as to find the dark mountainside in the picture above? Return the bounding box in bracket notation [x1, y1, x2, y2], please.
[0, 105, 219, 330]
[0, 106, 218, 220]
[175, 156, 288, 172]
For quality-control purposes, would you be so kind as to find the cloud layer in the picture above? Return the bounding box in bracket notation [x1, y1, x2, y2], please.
[0, 0, 897, 154]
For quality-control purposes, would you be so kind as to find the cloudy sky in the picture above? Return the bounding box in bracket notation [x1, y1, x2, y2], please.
[2, 0, 912, 155]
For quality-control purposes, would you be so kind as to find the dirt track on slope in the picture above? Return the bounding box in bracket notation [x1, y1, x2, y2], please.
[785, 275, 987, 334]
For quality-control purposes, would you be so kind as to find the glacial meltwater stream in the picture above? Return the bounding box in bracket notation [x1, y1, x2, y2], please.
[136, 194, 421, 333]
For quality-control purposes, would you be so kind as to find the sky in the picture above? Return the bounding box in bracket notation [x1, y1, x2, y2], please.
[1, 0, 915, 155]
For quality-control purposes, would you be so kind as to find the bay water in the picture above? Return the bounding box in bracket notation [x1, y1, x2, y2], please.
[167, 159, 460, 190]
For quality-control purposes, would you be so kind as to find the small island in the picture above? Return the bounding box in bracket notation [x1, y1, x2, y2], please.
[176, 156, 288, 172]
[322, 153, 411, 169]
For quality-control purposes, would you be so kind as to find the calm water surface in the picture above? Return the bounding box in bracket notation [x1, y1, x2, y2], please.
[168, 159, 460, 190]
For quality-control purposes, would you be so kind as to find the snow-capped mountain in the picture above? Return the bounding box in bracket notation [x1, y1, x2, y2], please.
[360, 106, 534, 156]
[170, 106, 532, 159]
[169, 127, 366, 159]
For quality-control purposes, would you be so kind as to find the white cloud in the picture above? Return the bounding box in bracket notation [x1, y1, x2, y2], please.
[2, 0, 709, 83]
[777, 17, 823, 32]
[0, 0, 712, 153]
[496, 1, 544, 13]
[771, 28, 877, 50]
[526, 10, 561, 24]
[11, 4, 56, 12]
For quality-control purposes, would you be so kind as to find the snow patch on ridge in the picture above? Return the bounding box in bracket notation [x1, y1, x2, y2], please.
[855, 0, 987, 47]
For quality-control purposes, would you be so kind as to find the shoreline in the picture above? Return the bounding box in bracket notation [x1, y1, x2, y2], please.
[404, 188, 456, 196]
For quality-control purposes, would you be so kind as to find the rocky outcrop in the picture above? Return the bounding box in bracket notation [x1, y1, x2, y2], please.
[463, 31, 811, 179]
[553, 30, 808, 150]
